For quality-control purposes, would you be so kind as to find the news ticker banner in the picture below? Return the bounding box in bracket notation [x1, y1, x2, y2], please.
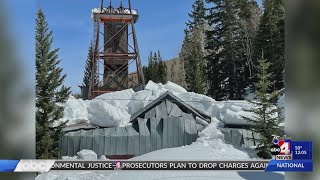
[0, 139, 312, 172]
[0, 160, 313, 172]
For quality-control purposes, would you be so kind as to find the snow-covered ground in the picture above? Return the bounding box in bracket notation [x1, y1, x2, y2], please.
[37, 118, 284, 180]
[37, 169, 284, 180]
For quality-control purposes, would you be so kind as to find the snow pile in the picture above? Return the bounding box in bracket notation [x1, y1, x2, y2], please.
[198, 117, 224, 141]
[175, 92, 218, 116]
[218, 101, 256, 125]
[58, 81, 283, 128]
[145, 80, 165, 91]
[58, 89, 134, 127]
[61, 149, 109, 160]
[173, 93, 257, 126]
[99, 155, 108, 160]
[127, 90, 153, 115]
[144, 81, 187, 97]
[164, 81, 187, 93]
[95, 88, 134, 108]
[87, 99, 131, 127]
[218, 101, 282, 126]
[61, 150, 110, 161]
[56, 96, 89, 126]
[36, 119, 285, 180]
[77, 149, 98, 160]
[39, 81, 286, 179]
[128, 81, 187, 115]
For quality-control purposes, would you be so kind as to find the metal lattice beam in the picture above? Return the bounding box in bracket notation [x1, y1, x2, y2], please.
[89, 0, 145, 99]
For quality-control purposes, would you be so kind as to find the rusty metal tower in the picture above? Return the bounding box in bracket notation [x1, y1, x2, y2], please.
[89, 0, 145, 99]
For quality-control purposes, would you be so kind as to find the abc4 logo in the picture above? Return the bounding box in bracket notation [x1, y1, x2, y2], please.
[270, 140, 291, 155]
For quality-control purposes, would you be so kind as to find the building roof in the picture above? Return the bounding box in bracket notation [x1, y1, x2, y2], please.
[63, 121, 98, 133]
[130, 91, 211, 123]
[63, 91, 211, 133]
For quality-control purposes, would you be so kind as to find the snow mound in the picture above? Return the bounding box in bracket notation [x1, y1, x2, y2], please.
[57, 96, 89, 126]
[145, 80, 187, 94]
[61, 156, 78, 160]
[164, 81, 187, 93]
[61, 151, 109, 161]
[99, 155, 108, 160]
[127, 81, 184, 115]
[176, 92, 217, 116]
[37, 116, 285, 180]
[87, 99, 130, 127]
[144, 80, 164, 91]
[95, 88, 134, 108]
[198, 117, 224, 140]
[218, 101, 256, 125]
[127, 90, 153, 115]
[58, 81, 283, 129]
[174, 93, 257, 126]
[219, 101, 280, 126]
[77, 149, 98, 160]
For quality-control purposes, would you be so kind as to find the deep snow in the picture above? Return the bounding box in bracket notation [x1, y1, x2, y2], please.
[37, 118, 284, 180]
[41, 81, 285, 180]
[57, 81, 277, 128]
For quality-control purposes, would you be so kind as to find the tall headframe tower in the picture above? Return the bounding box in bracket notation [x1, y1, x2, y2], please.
[89, 0, 145, 99]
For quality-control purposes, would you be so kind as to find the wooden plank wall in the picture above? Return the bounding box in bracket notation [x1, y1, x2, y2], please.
[61, 100, 209, 157]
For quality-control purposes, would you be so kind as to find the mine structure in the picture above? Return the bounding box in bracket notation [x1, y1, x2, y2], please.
[89, 0, 145, 99]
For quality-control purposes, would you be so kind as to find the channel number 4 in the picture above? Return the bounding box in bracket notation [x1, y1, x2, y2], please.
[279, 141, 290, 155]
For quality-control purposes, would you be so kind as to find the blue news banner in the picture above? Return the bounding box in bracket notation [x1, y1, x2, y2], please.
[265, 141, 313, 172]
[0, 141, 312, 172]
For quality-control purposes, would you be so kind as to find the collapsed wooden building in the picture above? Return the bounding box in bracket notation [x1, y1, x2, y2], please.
[60, 92, 211, 158]
[60, 91, 268, 158]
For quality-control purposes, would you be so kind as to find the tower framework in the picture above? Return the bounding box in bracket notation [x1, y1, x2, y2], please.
[89, 0, 145, 99]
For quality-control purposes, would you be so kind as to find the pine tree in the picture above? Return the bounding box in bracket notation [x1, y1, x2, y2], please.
[144, 51, 152, 82]
[82, 43, 98, 87]
[206, 0, 258, 100]
[178, 57, 187, 88]
[205, 0, 232, 100]
[188, 26, 206, 94]
[144, 51, 167, 84]
[157, 50, 167, 84]
[153, 52, 159, 82]
[238, 0, 261, 92]
[181, 0, 206, 94]
[170, 60, 177, 83]
[187, 0, 206, 31]
[241, 53, 282, 159]
[36, 9, 71, 159]
[142, 66, 149, 82]
[180, 30, 192, 85]
[149, 51, 155, 81]
[253, 0, 285, 91]
[171, 57, 186, 88]
[143, 51, 154, 83]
